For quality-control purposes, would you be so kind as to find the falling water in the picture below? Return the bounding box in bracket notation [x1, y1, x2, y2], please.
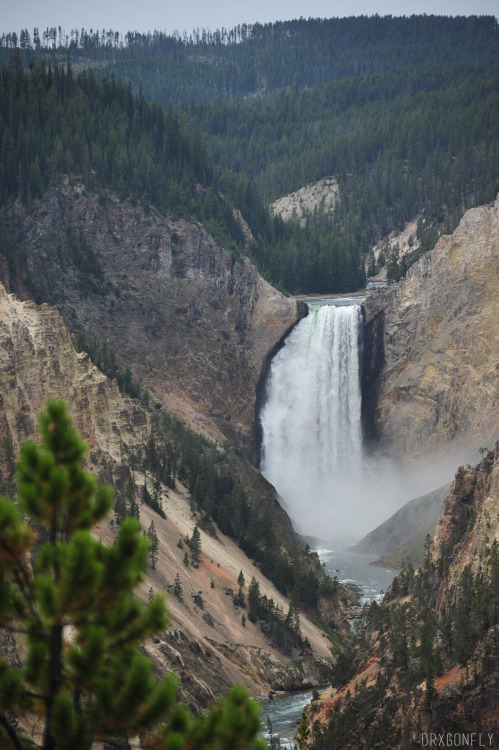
[259, 300, 364, 541]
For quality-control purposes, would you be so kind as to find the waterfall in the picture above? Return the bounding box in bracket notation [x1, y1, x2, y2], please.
[259, 301, 364, 540]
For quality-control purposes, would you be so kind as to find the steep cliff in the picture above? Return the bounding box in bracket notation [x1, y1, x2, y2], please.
[0, 280, 149, 464]
[363, 195, 499, 462]
[0, 282, 339, 711]
[4, 180, 305, 456]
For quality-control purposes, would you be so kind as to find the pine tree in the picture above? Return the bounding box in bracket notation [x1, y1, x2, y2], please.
[190, 525, 201, 566]
[173, 573, 183, 599]
[0, 435, 16, 496]
[297, 710, 311, 749]
[0, 400, 171, 749]
[424, 662, 436, 711]
[248, 576, 261, 623]
[0, 400, 266, 750]
[147, 520, 159, 569]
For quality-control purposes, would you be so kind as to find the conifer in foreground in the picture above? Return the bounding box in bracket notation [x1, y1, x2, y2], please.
[0, 399, 265, 750]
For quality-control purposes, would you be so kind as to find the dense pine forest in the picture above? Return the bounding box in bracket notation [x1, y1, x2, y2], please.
[1, 16, 498, 293]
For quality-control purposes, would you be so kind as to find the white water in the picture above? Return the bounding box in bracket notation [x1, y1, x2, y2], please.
[260, 301, 365, 541]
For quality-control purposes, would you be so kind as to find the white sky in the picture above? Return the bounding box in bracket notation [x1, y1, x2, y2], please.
[1, 0, 497, 38]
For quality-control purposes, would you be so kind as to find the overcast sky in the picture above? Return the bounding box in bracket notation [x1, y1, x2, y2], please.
[2, 0, 498, 38]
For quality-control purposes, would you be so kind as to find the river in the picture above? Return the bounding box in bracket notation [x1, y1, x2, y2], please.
[259, 546, 396, 748]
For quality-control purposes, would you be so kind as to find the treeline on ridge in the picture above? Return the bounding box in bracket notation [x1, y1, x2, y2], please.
[0, 52, 253, 258]
[1, 16, 498, 294]
[2, 16, 497, 104]
[0, 52, 366, 292]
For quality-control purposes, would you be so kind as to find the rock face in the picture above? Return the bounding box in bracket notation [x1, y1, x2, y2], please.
[269, 177, 339, 226]
[362, 195, 499, 462]
[0, 282, 149, 463]
[432, 443, 499, 598]
[5, 181, 304, 456]
[0, 281, 337, 711]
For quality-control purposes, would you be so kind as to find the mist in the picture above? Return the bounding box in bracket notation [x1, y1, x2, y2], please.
[259, 300, 470, 547]
[275, 450, 464, 547]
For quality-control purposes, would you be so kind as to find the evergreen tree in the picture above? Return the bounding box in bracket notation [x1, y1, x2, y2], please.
[173, 573, 183, 599]
[0, 435, 15, 495]
[147, 520, 159, 569]
[248, 576, 261, 623]
[0, 400, 266, 750]
[424, 662, 436, 711]
[0, 400, 170, 748]
[297, 710, 311, 749]
[489, 540, 499, 624]
[113, 484, 127, 526]
[190, 525, 202, 566]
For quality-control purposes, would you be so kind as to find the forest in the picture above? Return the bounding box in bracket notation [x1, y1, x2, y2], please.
[311, 536, 499, 749]
[1, 15, 498, 293]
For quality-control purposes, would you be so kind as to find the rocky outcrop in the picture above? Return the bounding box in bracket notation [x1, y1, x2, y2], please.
[269, 177, 339, 226]
[0, 282, 149, 466]
[5, 180, 305, 457]
[432, 443, 499, 599]
[363, 195, 499, 462]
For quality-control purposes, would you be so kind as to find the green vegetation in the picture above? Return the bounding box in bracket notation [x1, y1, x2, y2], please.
[188, 525, 202, 566]
[309, 616, 342, 653]
[2, 16, 498, 294]
[147, 520, 159, 569]
[113, 405, 332, 616]
[190, 61, 498, 286]
[311, 531, 499, 748]
[247, 576, 306, 653]
[0, 399, 265, 750]
[4, 17, 496, 105]
[74, 333, 153, 406]
[173, 573, 183, 600]
[0, 51, 247, 257]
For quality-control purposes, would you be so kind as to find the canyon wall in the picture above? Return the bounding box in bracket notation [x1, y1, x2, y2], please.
[363, 194, 499, 463]
[0, 281, 340, 709]
[0, 282, 149, 465]
[5, 181, 305, 456]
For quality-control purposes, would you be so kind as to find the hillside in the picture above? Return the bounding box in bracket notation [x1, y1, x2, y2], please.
[0, 16, 498, 746]
[0, 280, 353, 711]
[306, 444, 499, 748]
[2, 16, 498, 294]
[2, 179, 303, 457]
[352, 483, 450, 559]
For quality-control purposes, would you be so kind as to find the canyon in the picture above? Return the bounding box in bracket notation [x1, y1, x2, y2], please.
[0, 281, 346, 711]
[306, 442, 499, 748]
[5, 184, 498, 474]
[1, 183, 498, 738]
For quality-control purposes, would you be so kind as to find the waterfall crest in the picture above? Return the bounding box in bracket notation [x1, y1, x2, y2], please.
[259, 301, 363, 539]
